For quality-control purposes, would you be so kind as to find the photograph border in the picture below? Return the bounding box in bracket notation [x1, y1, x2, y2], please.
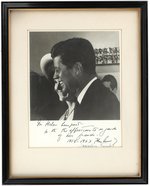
[2, 1, 148, 184]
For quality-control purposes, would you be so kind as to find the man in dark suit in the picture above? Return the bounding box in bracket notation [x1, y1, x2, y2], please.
[51, 38, 120, 120]
[74, 79, 119, 120]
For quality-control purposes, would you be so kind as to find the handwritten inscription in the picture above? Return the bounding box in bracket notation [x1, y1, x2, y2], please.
[29, 120, 121, 147]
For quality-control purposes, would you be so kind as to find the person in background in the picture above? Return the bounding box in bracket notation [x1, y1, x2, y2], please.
[102, 74, 118, 96]
[51, 37, 120, 120]
[41, 53, 76, 120]
[30, 54, 66, 120]
[40, 53, 54, 81]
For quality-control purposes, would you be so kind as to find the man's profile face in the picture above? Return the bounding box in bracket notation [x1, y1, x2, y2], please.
[53, 56, 77, 102]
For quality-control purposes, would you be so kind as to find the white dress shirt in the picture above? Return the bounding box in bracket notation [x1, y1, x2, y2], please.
[77, 77, 97, 104]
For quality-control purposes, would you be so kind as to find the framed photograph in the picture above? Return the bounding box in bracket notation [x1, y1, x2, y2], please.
[2, 1, 148, 184]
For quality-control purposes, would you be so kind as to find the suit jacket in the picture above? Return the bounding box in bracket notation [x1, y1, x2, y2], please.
[74, 79, 120, 120]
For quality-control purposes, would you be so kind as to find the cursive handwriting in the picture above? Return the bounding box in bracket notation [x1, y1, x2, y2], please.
[30, 120, 121, 147]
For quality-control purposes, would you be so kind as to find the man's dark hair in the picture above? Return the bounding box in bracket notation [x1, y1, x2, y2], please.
[51, 38, 96, 74]
[102, 74, 117, 90]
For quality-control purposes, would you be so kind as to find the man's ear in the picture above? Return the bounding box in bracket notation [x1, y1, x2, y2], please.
[73, 62, 83, 76]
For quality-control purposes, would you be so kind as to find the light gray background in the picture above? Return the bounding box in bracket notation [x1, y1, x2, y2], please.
[30, 31, 119, 73]
[30, 31, 120, 99]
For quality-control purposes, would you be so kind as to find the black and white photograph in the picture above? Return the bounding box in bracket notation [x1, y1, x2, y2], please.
[2, 2, 147, 183]
[29, 31, 121, 147]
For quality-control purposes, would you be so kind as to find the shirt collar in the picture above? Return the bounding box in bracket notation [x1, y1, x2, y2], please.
[77, 77, 97, 104]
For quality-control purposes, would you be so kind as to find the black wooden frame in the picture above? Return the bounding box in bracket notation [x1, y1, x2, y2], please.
[2, 1, 148, 184]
